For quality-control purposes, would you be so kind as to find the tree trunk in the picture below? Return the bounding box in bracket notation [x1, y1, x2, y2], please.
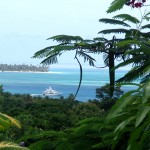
[109, 51, 115, 97]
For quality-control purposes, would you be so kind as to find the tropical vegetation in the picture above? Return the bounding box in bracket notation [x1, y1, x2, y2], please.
[0, 0, 150, 149]
[0, 64, 49, 72]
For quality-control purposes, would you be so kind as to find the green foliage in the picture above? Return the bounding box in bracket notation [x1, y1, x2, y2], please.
[104, 81, 150, 150]
[96, 84, 123, 100]
[99, 11, 150, 84]
[0, 92, 104, 143]
[107, 0, 128, 13]
[0, 141, 29, 150]
[99, 18, 130, 27]
[113, 14, 140, 24]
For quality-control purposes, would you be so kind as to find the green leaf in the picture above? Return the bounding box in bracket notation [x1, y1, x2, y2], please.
[143, 81, 150, 103]
[113, 14, 140, 24]
[105, 90, 138, 123]
[0, 141, 29, 149]
[135, 106, 150, 127]
[128, 120, 150, 150]
[116, 39, 141, 47]
[116, 82, 141, 87]
[29, 140, 52, 150]
[0, 113, 21, 130]
[115, 116, 135, 133]
[76, 51, 95, 66]
[98, 28, 128, 34]
[107, 0, 128, 13]
[141, 24, 150, 30]
[47, 35, 83, 43]
[99, 18, 130, 27]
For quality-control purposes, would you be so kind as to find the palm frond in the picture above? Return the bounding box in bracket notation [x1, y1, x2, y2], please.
[107, 0, 128, 13]
[113, 14, 140, 24]
[98, 29, 128, 35]
[47, 35, 83, 43]
[99, 18, 130, 27]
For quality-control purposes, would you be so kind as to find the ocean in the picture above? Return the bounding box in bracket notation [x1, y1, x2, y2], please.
[0, 68, 138, 101]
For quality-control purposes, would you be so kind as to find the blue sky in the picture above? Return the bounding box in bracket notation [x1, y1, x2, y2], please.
[0, 0, 142, 69]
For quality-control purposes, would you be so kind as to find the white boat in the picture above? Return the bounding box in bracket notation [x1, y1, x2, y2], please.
[43, 86, 62, 96]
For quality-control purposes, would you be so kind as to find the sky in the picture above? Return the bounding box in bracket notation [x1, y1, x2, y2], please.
[0, 0, 144, 69]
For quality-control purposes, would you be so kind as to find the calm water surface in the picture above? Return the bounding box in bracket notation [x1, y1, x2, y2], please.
[0, 68, 137, 101]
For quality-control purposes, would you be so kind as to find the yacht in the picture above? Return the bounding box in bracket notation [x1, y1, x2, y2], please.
[43, 86, 62, 96]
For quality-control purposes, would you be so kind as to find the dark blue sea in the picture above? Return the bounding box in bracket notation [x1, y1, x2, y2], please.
[0, 68, 138, 101]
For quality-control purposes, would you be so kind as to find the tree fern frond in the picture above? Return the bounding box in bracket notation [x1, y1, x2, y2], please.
[47, 35, 83, 43]
[32, 47, 54, 59]
[141, 24, 150, 30]
[141, 73, 150, 83]
[125, 29, 150, 39]
[103, 53, 109, 66]
[93, 37, 108, 42]
[125, 48, 150, 55]
[113, 14, 140, 24]
[76, 51, 95, 66]
[39, 45, 76, 65]
[116, 39, 142, 47]
[47, 45, 75, 55]
[40, 53, 59, 65]
[107, 0, 128, 13]
[0, 141, 29, 149]
[114, 55, 144, 70]
[99, 18, 130, 27]
[98, 29, 128, 34]
[117, 63, 150, 83]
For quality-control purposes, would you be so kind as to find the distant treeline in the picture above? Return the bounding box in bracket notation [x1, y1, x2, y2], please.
[0, 63, 49, 72]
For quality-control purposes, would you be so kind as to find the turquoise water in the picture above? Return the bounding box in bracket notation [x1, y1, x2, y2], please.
[0, 68, 137, 101]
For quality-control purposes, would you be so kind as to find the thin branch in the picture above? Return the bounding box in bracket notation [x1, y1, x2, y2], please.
[74, 51, 83, 99]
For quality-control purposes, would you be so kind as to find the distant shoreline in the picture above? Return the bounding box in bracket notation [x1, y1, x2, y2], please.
[0, 70, 63, 74]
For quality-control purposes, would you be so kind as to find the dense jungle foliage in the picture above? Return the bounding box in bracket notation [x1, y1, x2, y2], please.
[0, 0, 150, 149]
[0, 89, 107, 147]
